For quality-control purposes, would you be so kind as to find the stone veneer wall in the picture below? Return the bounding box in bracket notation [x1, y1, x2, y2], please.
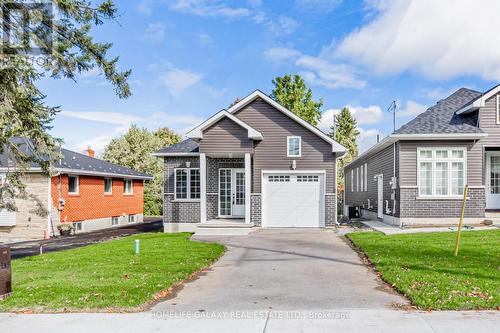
[163, 156, 201, 224]
[325, 194, 337, 227]
[206, 157, 244, 220]
[250, 194, 261, 226]
[399, 187, 485, 218]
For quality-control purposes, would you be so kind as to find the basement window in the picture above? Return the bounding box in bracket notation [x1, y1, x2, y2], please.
[111, 216, 119, 226]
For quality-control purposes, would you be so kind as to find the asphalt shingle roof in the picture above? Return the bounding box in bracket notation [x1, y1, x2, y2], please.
[395, 88, 484, 135]
[1, 138, 152, 179]
[155, 138, 199, 154]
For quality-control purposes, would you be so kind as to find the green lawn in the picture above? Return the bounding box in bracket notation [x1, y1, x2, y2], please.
[347, 230, 500, 310]
[0, 233, 224, 312]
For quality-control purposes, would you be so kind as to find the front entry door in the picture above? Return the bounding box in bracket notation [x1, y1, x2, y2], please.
[486, 152, 500, 209]
[376, 175, 383, 219]
[219, 168, 245, 217]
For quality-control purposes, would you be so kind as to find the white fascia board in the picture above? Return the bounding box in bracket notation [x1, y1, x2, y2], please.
[347, 132, 487, 168]
[186, 110, 263, 140]
[151, 152, 200, 157]
[391, 133, 488, 140]
[55, 168, 153, 180]
[227, 90, 347, 154]
[456, 84, 500, 114]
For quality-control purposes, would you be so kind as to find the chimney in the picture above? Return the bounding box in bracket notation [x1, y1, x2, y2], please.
[86, 147, 95, 158]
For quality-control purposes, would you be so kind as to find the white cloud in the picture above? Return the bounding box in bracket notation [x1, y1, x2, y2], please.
[168, 0, 251, 18]
[265, 48, 366, 89]
[358, 127, 383, 153]
[336, 0, 500, 81]
[137, 0, 153, 15]
[144, 22, 166, 43]
[397, 100, 427, 118]
[298, 56, 366, 89]
[264, 47, 301, 62]
[61, 111, 142, 127]
[295, 0, 342, 12]
[198, 32, 214, 46]
[267, 16, 300, 35]
[161, 67, 202, 96]
[60, 110, 204, 154]
[318, 105, 384, 133]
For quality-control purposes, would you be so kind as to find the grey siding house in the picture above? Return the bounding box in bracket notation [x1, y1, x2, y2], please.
[155, 90, 346, 232]
[344, 85, 500, 226]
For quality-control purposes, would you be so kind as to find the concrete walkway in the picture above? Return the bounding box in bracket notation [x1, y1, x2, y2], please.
[153, 229, 406, 312]
[2, 228, 499, 332]
[361, 220, 499, 235]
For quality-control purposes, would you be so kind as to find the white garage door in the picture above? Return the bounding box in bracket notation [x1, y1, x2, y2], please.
[262, 172, 324, 228]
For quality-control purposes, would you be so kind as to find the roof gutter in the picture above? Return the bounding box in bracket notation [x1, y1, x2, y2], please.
[152, 152, 200, 157]
[0, 167, 153, 180]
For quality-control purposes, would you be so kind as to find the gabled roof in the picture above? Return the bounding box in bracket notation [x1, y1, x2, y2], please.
[346, 87, 489, 165]
[456, 84, 500, 114]
[153, 138, 199, 156]
[227, 90, 346, 154]
[395, 88, 483, 135]
[186, 110, 263, 140]
[0, 138, 153, 179]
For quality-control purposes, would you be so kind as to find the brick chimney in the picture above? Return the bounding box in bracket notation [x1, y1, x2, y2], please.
[86, 147, 95, 158]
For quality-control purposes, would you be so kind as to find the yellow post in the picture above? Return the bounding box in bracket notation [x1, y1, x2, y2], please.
[454, 184, 469, 256]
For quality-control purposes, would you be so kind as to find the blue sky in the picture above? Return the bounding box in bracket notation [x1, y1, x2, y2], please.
[41, 0, 500, 155]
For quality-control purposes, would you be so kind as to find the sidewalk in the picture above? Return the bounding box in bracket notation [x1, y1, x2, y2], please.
[1, 309, 499, 333]
[360, 220, 499, 235]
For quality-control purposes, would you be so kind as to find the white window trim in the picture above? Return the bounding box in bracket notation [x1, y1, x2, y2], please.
[173, 168, 201, 201]
[68, 175, 79, 195]
[104, 177, 112, 194]
[350, 170, 354, 192]
[128, 214, 135, 223]
[497, 94, 500, 125]
[287, 136, 302, 157]
[356, 167, 359, 192]
[364, 163, 368, 191]
[417, 147, 467, 198]
[111, 216, 119, 226]
[360, 165, 364, 192]
[123, 178, 133, 195]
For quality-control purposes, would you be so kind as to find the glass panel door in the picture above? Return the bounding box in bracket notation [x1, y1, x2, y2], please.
[490, 156, 500, 194]
[219, 169, 232, 216]
[232, 170, 245, 217]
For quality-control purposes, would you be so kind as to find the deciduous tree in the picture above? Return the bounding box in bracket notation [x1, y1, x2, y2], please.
[271, 74, 323, 125]
[103, 126, 181, 216]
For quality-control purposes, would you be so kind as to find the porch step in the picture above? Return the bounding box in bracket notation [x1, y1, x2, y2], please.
[484, 211, 500, 225]
[195, 220, 255, 236]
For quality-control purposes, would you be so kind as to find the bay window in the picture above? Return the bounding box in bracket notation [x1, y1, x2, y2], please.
[175, 168, 200, 200]
[418, 148, 466, 197]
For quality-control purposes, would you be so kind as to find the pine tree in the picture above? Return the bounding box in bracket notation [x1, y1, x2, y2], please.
[330, 107, 360, 210]
[1, 1, 130, 212]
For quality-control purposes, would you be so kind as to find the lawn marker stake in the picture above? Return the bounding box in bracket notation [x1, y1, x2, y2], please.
[454, 185, 468, 256]
[135, 239, 140, 255]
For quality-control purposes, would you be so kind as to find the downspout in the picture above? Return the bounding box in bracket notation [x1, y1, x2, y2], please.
[394, 143, 401, 228]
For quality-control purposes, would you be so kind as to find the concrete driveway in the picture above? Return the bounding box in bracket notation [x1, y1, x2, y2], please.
[153, 228, 406, 312]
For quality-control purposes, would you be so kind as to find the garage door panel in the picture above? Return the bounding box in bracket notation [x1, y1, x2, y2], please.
[262, 173, 324, 228]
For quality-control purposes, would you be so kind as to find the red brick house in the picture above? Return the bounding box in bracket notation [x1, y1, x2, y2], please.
[0, 139, 152, 243]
